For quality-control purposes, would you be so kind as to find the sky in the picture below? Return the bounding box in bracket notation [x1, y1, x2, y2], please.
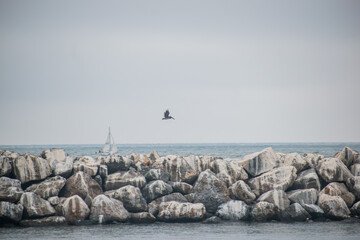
[0, 0, 359, 145]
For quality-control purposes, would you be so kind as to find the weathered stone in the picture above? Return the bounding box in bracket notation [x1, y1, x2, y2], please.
[142, 180, 173, 202]
[104, 169, 146, 191]
[13, 154, 52, 184]
[319, 182, 355, 207]
[104, 185, 147, 212]
[202, 216, 222, 224]
[247, 166, 297, 196]
[98, 155, 133, 174]
[0, 201, 23, 222]
[170, 182, 193, 195]
[0, 177, 23, 202]
[62, 195, 90, 222]
[134, 154, 152, 166]
[250, 201, 279, 221]
[99, 164, 108, 178]
[48, 196, 60, 206]
[148, 193, 188, 216]
[346, 176, 360, 200]
[19, 216, 67, 227]
[26, 176, 66, 199]
[130, 212, 156, 223]
[145, 168, 170, 182]
[73, 156, 100, 176]
[164, 156, 203, 184]
[334, 147, 357, 167]
[276, 152, 309, 172]
[157, 201, 206, 222]
[41, 148, 73, 178]
[94, 175, 102, 187]
[216, 200, 249, 221]
[192, 170, 230, 213]
[239, 147, 277, 177]
[302, 204, 325, 218]
[350, 164, 360, 176]
[292, 168, 321, 191]
[63, 171, 103, 205]
[318, 194, 350, 219]
[229, 180, 256, 204]
[280, 203, 311, 221]
[53, 158, 73, 178]
[257, 190, 290, 210]
[89, 195, 130, 223]
[0, 156, 12, 177]
[135, 162, 151, 176]
[350, 201, 360, 215]
[210, 159, 248, 187]
[316, 158, 353, 183]
[303, 153, 324, 169]
[19, 192, 55, 218]
[149, 151, 160, 161]
[287, 188, 318, 206]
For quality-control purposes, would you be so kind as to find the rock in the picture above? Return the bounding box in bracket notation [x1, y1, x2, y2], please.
[320, 182, 355, 207]
[247, 166, 297, 196]
[63, 171, 103, 205]
[276, 153, 308, 172]
[98, 155, 133, 174]
[53, 158, 73, 178]
[26, 176, 66, 199]
[135, 162, 151, 175]
[192, 170, 230, 213]
[89, 195, 130, 223]
[239, 147, 277, 177]
[216, 200, 250, 221]
[62, 195, 90, 222]
[250, 201, 279, 221]
[292, 168, 321, 191]
[20, 192, 55, 218]
[164, 156, 203, 184]
[202, 216, 222, 224]
[170, 182, 193, 195]
[157, 201, 206, 222]
[346, 176, 360, 200]
[149, 151, 160, 161]
[48, 196, 60, 206]
[287, 188, 318, 206]
[0, 177, 24, 202]
[350, 164, 360, 176]
[318, 194, 350, 219]
[0, 201, 23, 222]
[316, 158, 353, 183]
[73, 156, 100, 177]
[135, 154, 152, 166]
[302, 204, 325, 218]
[142, 180, 173, 202]
[334, 147, 356, 167]
[280, 203, 311, 221]
[304, 153, 324, 168]
[130, 212, 156, 223]
[99, 165, 108, 178]
[210, 159, 248, 187]
[350, 201, 360, 215]
[94, 175, 102, 187]
[13, 154, 52, 184]
[104, 169, 146, 191]
[257, 190, 290, 210]
[19, 216, 67, 227]
[148, 193, 188, 216]
[145, 168, 170, 182]
[104, 185, 147, 212]
[0, 156, 12, 177]
[229, 180, 256, 204]
[41, 148, 73, 178]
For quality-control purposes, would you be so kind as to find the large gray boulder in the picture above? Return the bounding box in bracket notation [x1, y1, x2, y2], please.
[334, 147, 357, 167]
[350, 201, 360, 215]
[104, 169, 146, 191]
[164, 156, 203, 184]
[149, 151, 160, 161]
[26, 176, 66, 199]
[316, 158, 353, 183]
[145, 168, 170, 182]
[292, 168, 321, 191]
[304, 153, 324, 168]
[0, 201, 23, 222]
[247, 166, 297, 196]
[73, 156, 100, 177]
[98, 155, 133, 174]
[216, 200, 250, 221]
[157, 201, 206, 222]
[287, 188, 318, 206]
[89, 195, 130, 223]
[192, 170, 230, 213]
[104, 185, 147, 212]
[0, 177, 23, 202]
[148, 193, 188, 216]
[62, 195, 90, 222]
[19, 216, 67, 227]
[257, 189, 290, 210]
[319, 182, 355, 207]
[19, 192, 55, 218]
[239, 147, 277, 177]
[346, 176, 360, 200]
[209, 159, 248, 187]
[302, 204, 325, 219]
[250, 201, 279, 221]
[13, 154, 52, 184]
[276, 152, 308, 172]
[229, 180, 256, 204]
[318, 194, 350, 219]
[41, 148, 73, 178]
[170, 182, 193, 195]
[0, 156, 12, 177]
[350, 164, 360, 176]
[280, 203, 311, 221]
[142, 180, 173, 202]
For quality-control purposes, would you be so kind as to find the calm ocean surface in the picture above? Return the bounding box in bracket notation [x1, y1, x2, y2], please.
[1, 143, 360, 240]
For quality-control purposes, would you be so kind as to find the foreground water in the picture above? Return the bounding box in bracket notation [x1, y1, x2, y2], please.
[1, 221, 359, 240]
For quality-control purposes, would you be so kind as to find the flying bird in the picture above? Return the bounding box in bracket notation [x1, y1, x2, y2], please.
[162, 109, 175, 120]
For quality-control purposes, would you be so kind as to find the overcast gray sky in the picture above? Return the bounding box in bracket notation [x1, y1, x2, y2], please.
[0, 0, 359, 145]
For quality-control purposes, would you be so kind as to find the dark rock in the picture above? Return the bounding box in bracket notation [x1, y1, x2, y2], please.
[0, 177, 23, 202]
[0, 201, 23, 222]
[130, 212, 156, 223]
[170, 182, 193, 195]
[292, 168, 321, 191]
[280, 203, 311, 221]
[250, 201, 279, 221]
[0, 156, 12, 177]
[287, 188, 318, 206]
[98, 155, 133, 174]
[142, 180, 173, 202]
[302, 204, 325, 219]
[346, 176, 360, 200]
[145, 168, 170, 182]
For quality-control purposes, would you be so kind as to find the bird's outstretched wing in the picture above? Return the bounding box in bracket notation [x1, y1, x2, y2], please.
[164, 109, 169, 118]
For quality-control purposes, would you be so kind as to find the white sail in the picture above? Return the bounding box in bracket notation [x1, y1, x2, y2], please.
[111, 134, 117, 153]
[103, 127, 117, 155]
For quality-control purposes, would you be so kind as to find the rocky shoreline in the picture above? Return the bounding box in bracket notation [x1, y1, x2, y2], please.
[1, 147, 360, 227]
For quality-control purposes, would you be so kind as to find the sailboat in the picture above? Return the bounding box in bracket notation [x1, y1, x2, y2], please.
[101, 127, 118, 155]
